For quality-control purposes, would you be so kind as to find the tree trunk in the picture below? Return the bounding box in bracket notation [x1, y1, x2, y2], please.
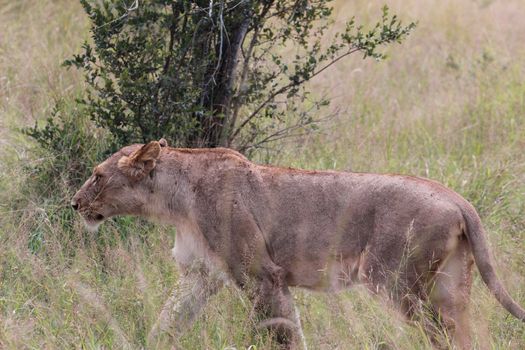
[198, 4, 252, 148]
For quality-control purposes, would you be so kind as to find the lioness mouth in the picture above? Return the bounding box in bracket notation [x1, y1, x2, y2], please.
[83, 214, 105, 233]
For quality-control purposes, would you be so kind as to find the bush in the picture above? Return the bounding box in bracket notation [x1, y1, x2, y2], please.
[57, 0, 414, 154]
[25, 98, 109, 193]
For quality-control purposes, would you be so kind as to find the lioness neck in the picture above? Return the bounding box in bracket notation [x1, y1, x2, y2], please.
[143, 150, 196, 225]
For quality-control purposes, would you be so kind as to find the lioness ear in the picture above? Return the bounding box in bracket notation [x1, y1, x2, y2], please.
[118, 141, 161, 180]
[158, 138, 168, 147]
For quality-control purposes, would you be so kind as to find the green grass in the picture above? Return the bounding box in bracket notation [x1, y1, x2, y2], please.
[2, 0, 525, 349]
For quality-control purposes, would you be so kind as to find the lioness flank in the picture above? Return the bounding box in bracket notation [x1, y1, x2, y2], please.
[72, 139, 525, 349]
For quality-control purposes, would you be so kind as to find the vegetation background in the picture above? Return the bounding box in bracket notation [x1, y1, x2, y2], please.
[1, 0, 525, 349]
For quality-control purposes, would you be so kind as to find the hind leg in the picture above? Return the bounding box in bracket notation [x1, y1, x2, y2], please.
[248, 267, 306, 349]
[429, 238, 474, 349]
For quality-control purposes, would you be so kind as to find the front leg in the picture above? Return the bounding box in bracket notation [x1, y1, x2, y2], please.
[147, 262, 225, 348]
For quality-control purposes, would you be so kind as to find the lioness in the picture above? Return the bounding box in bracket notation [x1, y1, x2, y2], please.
[72, 139, 525, 349]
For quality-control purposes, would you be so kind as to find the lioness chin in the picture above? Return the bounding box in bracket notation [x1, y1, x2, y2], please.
[72, 139, 525, 349]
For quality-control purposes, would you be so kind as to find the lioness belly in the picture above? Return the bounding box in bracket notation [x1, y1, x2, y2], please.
[286, 253, 366, 292]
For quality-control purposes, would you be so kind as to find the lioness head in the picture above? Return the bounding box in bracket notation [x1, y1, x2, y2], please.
[71, 139, 167, 231]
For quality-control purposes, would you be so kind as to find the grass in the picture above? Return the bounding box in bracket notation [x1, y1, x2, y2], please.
[1, 0, 525, 349]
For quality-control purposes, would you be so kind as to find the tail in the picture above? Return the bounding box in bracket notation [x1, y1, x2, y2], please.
[462, 206, 525, 321]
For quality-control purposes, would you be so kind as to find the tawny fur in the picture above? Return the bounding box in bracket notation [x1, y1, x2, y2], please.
[72, 140, 525, 349]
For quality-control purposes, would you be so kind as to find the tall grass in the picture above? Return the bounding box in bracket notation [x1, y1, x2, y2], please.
[1, 0, 525, 349]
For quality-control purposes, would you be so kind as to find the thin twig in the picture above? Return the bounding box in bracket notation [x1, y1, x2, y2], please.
[95, 0, 139, 30]
[231, 47, 361, 141]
